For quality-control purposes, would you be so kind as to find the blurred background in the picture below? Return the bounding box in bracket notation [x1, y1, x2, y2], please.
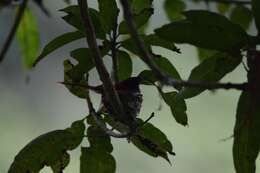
[0, 0, 259, 172]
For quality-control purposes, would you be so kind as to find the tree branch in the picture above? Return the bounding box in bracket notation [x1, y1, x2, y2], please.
[77, 0, 126, 121]
[0, 0, 29, 63]
[120, 0, 248, 91]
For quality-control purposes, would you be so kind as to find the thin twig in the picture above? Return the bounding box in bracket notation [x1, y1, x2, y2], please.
[111, 19, 119, 83]
[119, 0, 248, 91]
[77, 0, 126, 121]
[0, 0, 29, 63]
[86, 93, 131, 138]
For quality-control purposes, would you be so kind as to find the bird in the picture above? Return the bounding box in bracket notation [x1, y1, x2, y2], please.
[61, 77, 143, 128]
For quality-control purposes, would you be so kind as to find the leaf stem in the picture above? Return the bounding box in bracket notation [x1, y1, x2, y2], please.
[111, 18, 119, 83]
[0, 0, 29, 63]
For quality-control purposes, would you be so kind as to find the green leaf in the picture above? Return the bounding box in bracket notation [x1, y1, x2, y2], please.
[8, 120, 85, 173]
[252, 0, 260, 32]
[117, 50, 133, 81]
[233, 92, 260, 173]
[16, 8, 40, 69]
[98, 0, 119, 33]
[34, 31, 84, 66]
[131, 119, 175, 163]
[80, 126, 116, 173]
[230, 5, 253, 30]
[61, 5, 106, 39]
[68, 41, 110, 80]
[137, 56, 181, 87]
[119, 8, 154, 34]
[130, 0, 153, 13]
[144, 34, 180, 53]
[159, 90, 188, 126]
[63, 60, 88, 98]
[164, 0, 186, 21]
[197, 48, 218, 62]
[181, 52, 242, 99]
[80, 147, 116, 173]
[138, 70, 157, 85]
[121, 36, 152, 55]
[155, 10, 249, 51]
[154, 55, 181, 80]
[217, 3, 230, 14]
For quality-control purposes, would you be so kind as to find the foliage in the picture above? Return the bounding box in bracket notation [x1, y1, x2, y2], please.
[1, 0, 260, 173]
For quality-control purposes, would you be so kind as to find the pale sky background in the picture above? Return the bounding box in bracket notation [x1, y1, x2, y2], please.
[0, 0, 259, 173]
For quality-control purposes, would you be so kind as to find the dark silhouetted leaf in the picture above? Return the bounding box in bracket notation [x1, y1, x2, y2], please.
[131, 119, 174, 163]
[164, 0, 186, 21]
[180, 53, 242, 99]
[252, 0, 260, 32]
[159, 89, 188, 126]
[233, 92, 260, 173]
[61, 5, 106, 39]
[16, 8, 40, 69]
[68, 41, 110, 80]
[138, 70, 157, 85]
[117, 50, 133, 81]
[137, 56, 181, 89]
[197, 48, 218, 62]
[98, 0, 119, 33]
[8, 120, 85, 173]
[155, 10, 249, 51]
[80, 147, 116, 173]
[80, 126, 115, 173]
[63, 60, 88, 98]
[144, 34, 180, 53]
[230, 5, 253, 30]
[119, 8, 154, 34]
[34, 31, 84, 66]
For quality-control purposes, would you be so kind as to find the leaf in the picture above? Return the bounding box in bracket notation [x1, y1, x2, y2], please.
[117, 50, 133, 81]
[8, 120, 85, 173]
[144, 34, 180, 53]
[68, 41, 110, 80]
[154, 55, 181, 80]
[98, 0, 119, 33]
[131, 119, 175, 163]
[80, 126, 116, 173]
[130, 0, 153, 13]
[159, 90, 188, 126]
[63, 60, 88, 98]
[138, 70, 157, 85]
[233, 92, 260, 173]
[16, 8, 40, 69]
[60, 5, 106, 39]
[164, 0, 186, 21]
[155, 10, 249, 51]
[230, 5, 253, 30]
[80, 147, 116, 173]
[34, 31, 84, 66]
[217, 3, 230, 14]
[252, 0, 260, 32]
[137, 56, 181, 89]
[180, 52, 242, 99]
[119, 8, 154, 34]
[197, 48, 219, 62]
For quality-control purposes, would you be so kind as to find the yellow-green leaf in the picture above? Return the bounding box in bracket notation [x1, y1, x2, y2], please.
[16, 8, 40, 68]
